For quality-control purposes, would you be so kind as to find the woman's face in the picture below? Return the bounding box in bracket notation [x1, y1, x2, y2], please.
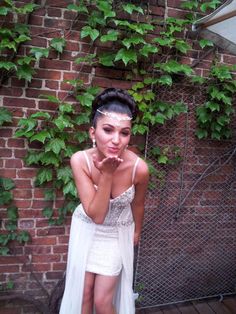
[90, 112, 131, 158]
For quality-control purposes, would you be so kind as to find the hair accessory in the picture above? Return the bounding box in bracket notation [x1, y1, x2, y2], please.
[97, 109, 132, 121]
[92, 138, 96, 148]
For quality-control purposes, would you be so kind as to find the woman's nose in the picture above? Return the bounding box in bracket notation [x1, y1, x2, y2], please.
[112, 133, 119, 144]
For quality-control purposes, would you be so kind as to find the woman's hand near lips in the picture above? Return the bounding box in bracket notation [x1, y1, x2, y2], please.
[92, 155, 123, 175]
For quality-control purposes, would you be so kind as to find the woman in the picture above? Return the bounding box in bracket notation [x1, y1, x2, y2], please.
[60, 88, 149, 314]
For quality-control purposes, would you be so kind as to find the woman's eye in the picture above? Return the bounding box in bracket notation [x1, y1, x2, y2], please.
[104, 128, 112, 133]
[121, 132, 130, 136]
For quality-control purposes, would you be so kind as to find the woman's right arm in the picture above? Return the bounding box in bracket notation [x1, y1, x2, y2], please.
[70, 152, 121, 224]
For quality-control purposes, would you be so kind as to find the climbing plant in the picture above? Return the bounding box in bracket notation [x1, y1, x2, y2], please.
[0, 0, 235, 225]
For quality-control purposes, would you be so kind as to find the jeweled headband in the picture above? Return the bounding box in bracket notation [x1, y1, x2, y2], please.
[96, 109, 133, 121]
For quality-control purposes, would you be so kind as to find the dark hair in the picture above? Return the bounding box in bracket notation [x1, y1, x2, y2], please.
[91, 88, 137, 127]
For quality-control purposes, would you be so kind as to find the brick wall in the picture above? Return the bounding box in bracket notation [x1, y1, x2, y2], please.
[0, 0, 235, 312]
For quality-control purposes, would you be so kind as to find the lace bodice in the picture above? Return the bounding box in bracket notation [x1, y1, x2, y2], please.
[74, 184, 135, 227]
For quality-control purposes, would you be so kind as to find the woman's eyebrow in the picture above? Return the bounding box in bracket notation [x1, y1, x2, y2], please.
[102, 123, 131, 130]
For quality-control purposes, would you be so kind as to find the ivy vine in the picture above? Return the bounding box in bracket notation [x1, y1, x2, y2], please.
[0, 0, 235, 226]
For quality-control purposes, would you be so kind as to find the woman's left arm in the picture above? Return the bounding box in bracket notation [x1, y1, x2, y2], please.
[131, 159, 149, 245]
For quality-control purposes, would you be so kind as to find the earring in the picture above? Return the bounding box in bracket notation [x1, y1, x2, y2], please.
[92, 138, 96, 148]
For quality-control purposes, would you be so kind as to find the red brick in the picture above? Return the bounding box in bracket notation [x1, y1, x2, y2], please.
[44, 18, 71, 29]
[15, 200, 32, 208]
[13, 189, 32, 199]
[0, 148, 12, 157]
[26, 88, 56, 99]
[0, 168, 16, 177]
[17, 169, 37, 178]
[5, 159, 23, 168]
[32, 254, 60, 263]
[52, 262, 66, 271]
[34, 69, 61, 80]
[37, 227, 65, 236]
[0, 265, 20, 272]
[53, 245, 67, 254]
[45, 80, 59, 90]
[0, 128, 13, 137]
[25, 245, 51, 255]
[32, 237, 56, 245]
[39, 59, 71, 70]
[0, 87, 23, 97]
[14, 149, 28, 158]
[38, 100, 58, 111]
[28, 79, 43, 88]
[3, 97, 36, 108]
[47, 7, 62, 17]
[7, 138, 25, 148]
[14, 179, 32, 188]
[28, 14, 43, 26]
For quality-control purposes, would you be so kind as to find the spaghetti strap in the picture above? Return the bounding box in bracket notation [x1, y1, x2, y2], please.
[83, 151, 91, 174]
[132, 157, 140, 184]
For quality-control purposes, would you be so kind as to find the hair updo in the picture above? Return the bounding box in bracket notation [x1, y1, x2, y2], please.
[91, 88, 137, 127]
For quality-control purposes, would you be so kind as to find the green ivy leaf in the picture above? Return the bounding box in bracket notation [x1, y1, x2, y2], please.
[0, 38, 17, 51]
[30, 47, 50, 61]
[53, 115, 73, 130]
[58, 104, 73, 114]
[74, 131, 88, 143]
[99, 53, 115, 66]
[0, 61, 17, 71]
[24, 151, 43, 166]
[81, 26, 99, 41]
[63, 181, 77, 197]
[14, 34, 31, 44]
[100, 30, 119, 42]
[44, 189, 55, 201]
[155, 113, 166, 124]
[16, 3, 38, 14]
[139, 44, 158, 57]
[0, 7, 10, 15]
[122, 3, 144, 15]
[157, 75, 173, 86]
[181, 0, 198, 10]
[7, 206, 18, 221]
[57, 167, 72, 184]
[153, 37, 174, 46]
[191, 75, 206, 84]
[16, 64, 36, 82]
[0, 177, 15, 191]
[42, 206, 54, 218]
[200, 1, 221, 13]
[0, 247, 10, 255]
[77, 93, 95, 107]
[75, 113, 90, 125]
[75, 53, 97, 65]
[196, 129, 208, 139]
[31, 112, 51, 120]
[45, 138, 66, 154]
[30, 130, 51, 143]
[175, 40, 191, 54]
[158, 155, 168, 164]
[0, 191, 12, 206]
[50, 38, 66, 53]
[199, 39, 214, 49]
[97, 1, 115, 19]
[17, 231, 30, 243]
[17, 56, 35, 65]
[39, 94, 61, 104]
[115, 48, 137, 66]
[67, 3, 89, 14]
[36, 169, 53, 185]
[0, 108, 12, 126]
[41, 152, 61, 167]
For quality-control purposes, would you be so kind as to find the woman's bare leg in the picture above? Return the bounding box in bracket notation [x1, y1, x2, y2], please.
[82, 272, 95, 314]
[94, 274, 119, 314]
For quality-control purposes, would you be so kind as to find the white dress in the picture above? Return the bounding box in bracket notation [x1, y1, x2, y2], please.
[59, 152, 140, 314]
